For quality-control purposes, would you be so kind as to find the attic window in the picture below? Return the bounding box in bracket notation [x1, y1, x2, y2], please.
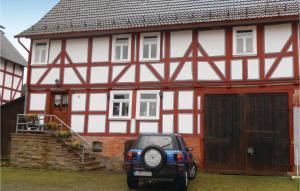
[34, 42, 48, 64]
[233, 26, 257, 56]
[140, 32, 160, 61]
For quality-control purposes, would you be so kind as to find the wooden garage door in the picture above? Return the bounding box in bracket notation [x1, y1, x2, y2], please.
[204, 93, 290, 175]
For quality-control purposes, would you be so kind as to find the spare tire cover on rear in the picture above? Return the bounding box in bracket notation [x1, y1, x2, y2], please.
[141, 145, 167, 171]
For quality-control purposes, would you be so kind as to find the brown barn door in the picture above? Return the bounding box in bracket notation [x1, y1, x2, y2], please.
[50, 93, 69, 124]
[243, 93, 290, 175]
[204, 94, 242, 173]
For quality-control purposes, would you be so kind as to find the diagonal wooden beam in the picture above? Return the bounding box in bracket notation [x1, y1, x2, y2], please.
[112, 64, 132, 83]
[65, 53, 85, 84]
[145, 63, 164, 82]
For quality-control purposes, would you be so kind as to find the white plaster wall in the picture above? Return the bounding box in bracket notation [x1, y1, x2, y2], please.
[90, 67, 108, 83]
[89, 93, 107, 111]
[71, 115, 85, 133]
[247, 59, 259, 80]
[48, 40, 62, 64]
[231, 60, 243, 80]
[6, 62, 14, 73]
[77, 67, 87, 81]
[15, 66, 23, 76]
[178, 91, 193, 110]
[170, 30, 192, 58]
[4, 74, 12, 87]
[0, 72, 3, 84]
[198, 29, 225, 56]
[170, 62, 180, 78]
[264, 23, 292, 53]
[15, 92, 21, 99]
[198, 61, 220, 80]
[118, 65, 135, 83]
[176, 62, 193, 81]
[152, 63, 164, 78]
[178, 114, 193, 134]
[71, 93, 86, 111]
[109, 121, 127, 133]
[30, 68, 47, 84]
[29, 93, 46, 111]
[112, 65, 126, 81]
[3, 89, 10, 100]
[162, 114, 174, 133]
[88, 114, 106, 133]
[41, 68, 60, 84]
[139, 122, 158, 133]
[130, 119, 136, 133]
[214, 61, 226, 76]
[64, 68, 81, 84]
[92, 37, 109, 62]
[197, 114, 201, 134]
[163, 91, 174, 110]
[140, 65, 158, 82]
[66, 38, 88, 63]
[270, 57, 293, 78]
[264, 58, 276, 75]
[13, 77, 21, 89]
[294, 107, 300, 165]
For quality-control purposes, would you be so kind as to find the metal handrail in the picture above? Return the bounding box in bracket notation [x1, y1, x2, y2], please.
[16, 114, 91, 164]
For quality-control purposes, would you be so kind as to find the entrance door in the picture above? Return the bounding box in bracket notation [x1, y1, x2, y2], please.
[50, 93, 69, 124]
[204, 93, 290, 175]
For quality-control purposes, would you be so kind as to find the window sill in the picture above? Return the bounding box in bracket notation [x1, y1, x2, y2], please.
[136, 117, 159, 121]
[108, 117, 132, 121]
[233, 53, 257, 56]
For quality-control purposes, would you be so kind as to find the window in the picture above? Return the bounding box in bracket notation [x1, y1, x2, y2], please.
[113, 36, 130, 61]
[109, 91, 132, 119]
[137, 90, 160, 119]
[233, 26, 256, 55]
[136, 135, 174, 150]
[141, 33, 160, 60]
[53, 94, 68, 108]
[34, 42, 48, 64]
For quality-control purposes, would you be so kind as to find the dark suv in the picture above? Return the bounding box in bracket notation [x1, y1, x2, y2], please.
[125, 134, 197, 191]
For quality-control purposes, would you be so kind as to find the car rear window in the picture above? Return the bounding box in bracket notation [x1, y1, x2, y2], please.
[136, 135, 174, 150]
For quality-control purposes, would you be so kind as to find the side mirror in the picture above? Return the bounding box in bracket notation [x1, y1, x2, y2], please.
[187, 147, 193, 151]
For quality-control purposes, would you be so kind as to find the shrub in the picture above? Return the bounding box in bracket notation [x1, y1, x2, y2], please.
[25, 114, 38, 122]
[58, 131, 71, 139]
[69, 140, 82, 149]
[44, 122, 59, 131]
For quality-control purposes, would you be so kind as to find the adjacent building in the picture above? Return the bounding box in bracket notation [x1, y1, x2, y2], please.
[16, 0, 299, 175]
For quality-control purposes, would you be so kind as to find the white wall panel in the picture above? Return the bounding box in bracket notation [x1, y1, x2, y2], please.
[162, 114, 174, 133]
[48, 40, 62, 63]
[170, 62, 180, 77]
[109, 121, 127, 133]
[66, 38, 88, 63]
[214, 61, 226, 76]
[90, 67, 108, 83]
[88, 115, 106, 133]
[6, 62, 14, 73]
[170, 30, 192, 58]
[29, 93, 46, 111]
[265, 58, 276, 75]
[13, 77, 21, 89]
[41, 68, 60, 84]
[140, 65, 158, 82]
[178, 114, 193, 134]
[15, 92, 21, 99]
[15, 66, 23, 76]
[0, 72, 3, 84]
[89, 93, 107, 111]
[64, 68, 81, 84]
[118, 65, 135, 83]
[4, 74, 12, 87]
[152, 63, 164, 78]
[71, 115, 85, 133]
[163, 91, 174, 110]
[178, 91, 193, 110]
[92, 37, 109, 62]
[231, 60, 243, 80]
[3, 89, 11, 100]
[112, 65, 126, 81]
[176, 62, 193, 81]
[198, 29, 225, 56]
[247, 59, 259, 79]
[264, 23, 292, 53]
[71, 93, 86, 111]
[77, 67, 87, 81]
[30, 68, 46, 84]
[270, 57, 293, 78]
[130, 119, 136, 133]
[198, 61, 220, 80]
[197, 114, 201, 134]
[139, 122, 158, 133]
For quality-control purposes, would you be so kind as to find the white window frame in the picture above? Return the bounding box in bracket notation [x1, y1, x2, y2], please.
[112, 34, 131, 62]
[32, 40, 49, 65]
[233, 26, 257, 56]
[109, 90, 132, 120]
[136, 90, 160, 120]
[140, 32, 160, 61]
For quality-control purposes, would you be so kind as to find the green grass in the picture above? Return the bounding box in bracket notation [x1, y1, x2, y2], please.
[1, 167, 299, 191]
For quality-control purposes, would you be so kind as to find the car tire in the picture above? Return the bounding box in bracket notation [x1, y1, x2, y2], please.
[141, 145, 167, 171]
[127, 175, 139, 189]
[188, 162, 197, 180]
[176, 170, 188, 191]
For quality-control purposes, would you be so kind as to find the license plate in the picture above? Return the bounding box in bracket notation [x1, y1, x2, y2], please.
[134, 171, 152, 177]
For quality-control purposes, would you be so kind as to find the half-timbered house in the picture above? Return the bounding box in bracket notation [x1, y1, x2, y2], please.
[16, 0, 299, 175]
[0, 31, 26, 105]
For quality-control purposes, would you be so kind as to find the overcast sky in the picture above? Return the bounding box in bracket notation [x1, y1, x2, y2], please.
[0, 0, 59, 60]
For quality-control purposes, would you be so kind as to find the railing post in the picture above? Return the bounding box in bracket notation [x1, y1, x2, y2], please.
[15, 114, 19, 133]
[82, 146, 85, 164]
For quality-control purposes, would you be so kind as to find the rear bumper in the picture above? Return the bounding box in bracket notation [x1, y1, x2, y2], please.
[125, 162, 186, 179]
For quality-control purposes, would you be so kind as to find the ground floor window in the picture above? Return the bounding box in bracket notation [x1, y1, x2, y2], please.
[109, 91, 132, 119]
[136, 90, 160, 120]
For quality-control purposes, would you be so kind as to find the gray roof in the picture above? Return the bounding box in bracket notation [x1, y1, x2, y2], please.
[17, 0, 299, 37]
[0, 31, 27, 66]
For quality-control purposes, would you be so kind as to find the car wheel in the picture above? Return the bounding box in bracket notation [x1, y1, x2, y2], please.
[177, 170, 188, 191]
[188, 162, 197, 180]
[141, 145, 167, 171]
[127, 175, 139, 189]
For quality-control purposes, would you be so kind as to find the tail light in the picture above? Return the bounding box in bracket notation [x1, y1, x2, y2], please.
[127, 151, 137, 161]
[175, 152, 184, 162]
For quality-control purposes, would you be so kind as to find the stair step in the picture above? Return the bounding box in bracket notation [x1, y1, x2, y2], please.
[83, 165, 105, 171]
